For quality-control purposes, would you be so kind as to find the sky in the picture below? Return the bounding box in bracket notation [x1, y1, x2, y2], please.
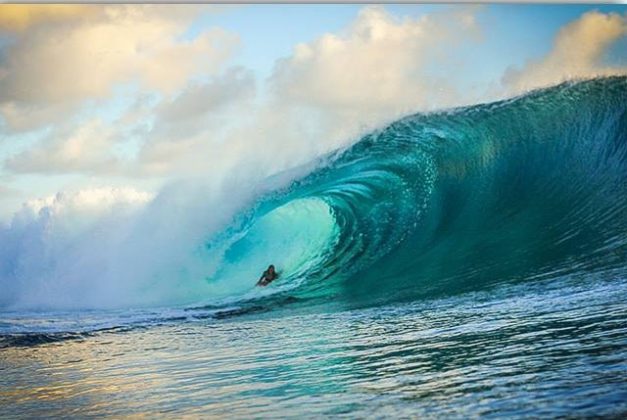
[0, 4, 625, 221]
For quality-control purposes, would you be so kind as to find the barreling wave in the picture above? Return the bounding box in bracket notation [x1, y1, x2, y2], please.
[208, 76, 627, 307]
[1, 77, 625, 313]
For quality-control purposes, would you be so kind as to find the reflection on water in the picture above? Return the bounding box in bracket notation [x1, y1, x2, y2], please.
[1, 276, 626, 417]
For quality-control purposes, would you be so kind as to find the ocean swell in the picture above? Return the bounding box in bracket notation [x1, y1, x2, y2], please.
[1, 77, 625, 311]
[235, 76, 627, 305]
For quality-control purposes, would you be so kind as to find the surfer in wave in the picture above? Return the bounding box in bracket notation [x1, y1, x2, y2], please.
[257, 265, 279, 287]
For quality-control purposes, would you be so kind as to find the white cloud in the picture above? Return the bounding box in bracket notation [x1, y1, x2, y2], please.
[21, 186, 153, 216]
[503, 11, 627, 92]
[91, 5, 487, 180]
[155, 67, 255, 126]
[2, 6, 626, 199]
[269, 5, 483, 145]
[1, 67, 257, 178]
[0, 102, 76, 133]
[134, 67, 256, 175]
[0, 5, 238, 131]
[4, 119, 124, 174]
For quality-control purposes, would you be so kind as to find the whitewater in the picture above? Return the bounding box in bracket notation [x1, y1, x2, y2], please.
[1, 77, 626, 417]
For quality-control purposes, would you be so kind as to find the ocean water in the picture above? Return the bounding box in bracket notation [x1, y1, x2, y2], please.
[1, 77, 626, 417]
[2, 276, 626, 417]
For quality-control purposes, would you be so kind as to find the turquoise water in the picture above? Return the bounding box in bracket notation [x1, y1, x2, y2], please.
[2, 277, 626, 417]
[1, 78, 626, 416]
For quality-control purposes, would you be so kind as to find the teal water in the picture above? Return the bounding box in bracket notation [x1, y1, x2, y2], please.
[2, 277, 626, 417]
[1, 78, 626, 416]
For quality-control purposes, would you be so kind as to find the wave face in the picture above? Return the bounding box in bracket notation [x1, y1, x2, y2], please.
[1, 77, 626, 311]
[213, 76, 627, 307]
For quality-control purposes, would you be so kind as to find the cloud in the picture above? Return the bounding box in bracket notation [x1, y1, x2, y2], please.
[3, 5, 625, 195]
[133, 67, 256, 175]
[4, 119, 124, 174]
[503, 11, 627, 92]
[110, 6, 487, 179]
[0, 6, 503, 183]
[20, 187, 153, 217]
[2, 66, 257, 177]
[0, 5, 238, 131]
[0, 102, 77, 133]
[155, 67, 255, 126]
[0, 5, 92, 31]
[269, 5, 483, 143]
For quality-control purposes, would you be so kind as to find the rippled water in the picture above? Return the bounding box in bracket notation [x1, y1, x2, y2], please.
[2, 275, 626, 418]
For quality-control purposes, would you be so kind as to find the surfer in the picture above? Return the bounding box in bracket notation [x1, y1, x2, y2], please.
[257, 265, 278, 287]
